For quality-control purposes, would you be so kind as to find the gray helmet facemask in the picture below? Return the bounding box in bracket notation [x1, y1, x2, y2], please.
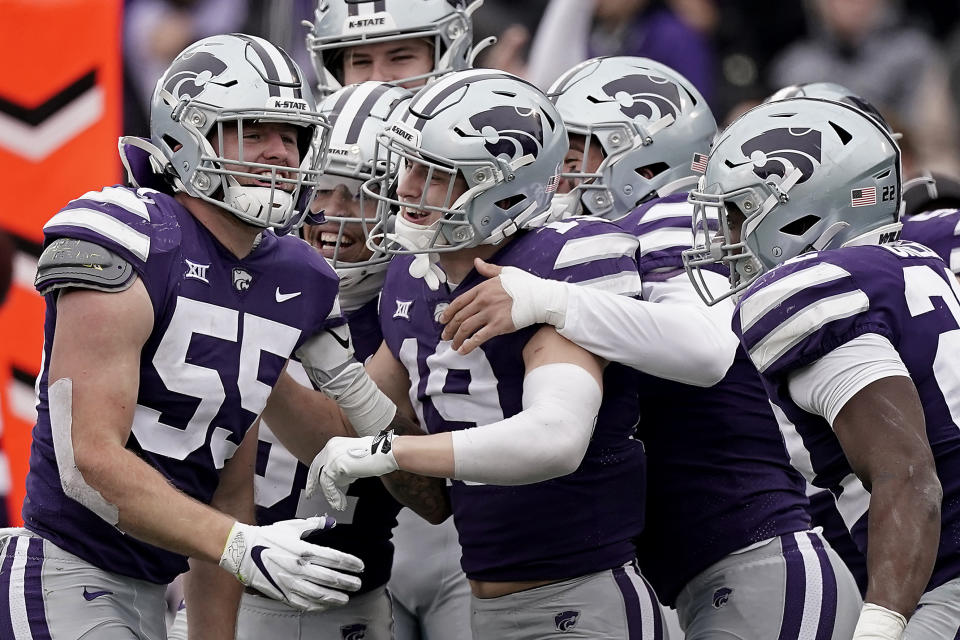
[682, 97, 903, 306]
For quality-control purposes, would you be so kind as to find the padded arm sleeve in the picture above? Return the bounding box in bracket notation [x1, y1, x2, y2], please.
[450, 363, 601, 485]
[559, 270, 739, 386]
[296, 328, 396, 437]
[787, 333, 911, 427]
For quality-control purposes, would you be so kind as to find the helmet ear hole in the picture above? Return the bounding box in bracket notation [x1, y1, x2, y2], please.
[635, 162, 668, 180]
[495, 193, 527, 210]
[779, 214, 821, 236]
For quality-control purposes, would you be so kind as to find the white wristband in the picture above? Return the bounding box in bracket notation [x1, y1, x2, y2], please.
[852, 603, 907, 640]
[499, 266, 570, 330]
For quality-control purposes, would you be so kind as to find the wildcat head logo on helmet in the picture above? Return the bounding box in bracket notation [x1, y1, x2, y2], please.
[600, 74, 682, 121]
[467, 106, 544, 162]
[739, 127, 822, 184]
[162, 51, 229, 101]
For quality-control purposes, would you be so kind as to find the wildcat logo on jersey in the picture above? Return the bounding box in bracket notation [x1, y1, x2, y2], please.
[554, 610, 580, 632]
[340, 623, 367, 640]
[600, 74, 682, 121]
[467, 106, 544, 162]
[712, 587, 733, 609]
[232, 267, 253, 291]
[740, 128, 822, 184]
[162, 51, 229, 101]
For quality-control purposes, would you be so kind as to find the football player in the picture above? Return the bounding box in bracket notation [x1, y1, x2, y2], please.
[4, 35, 423, 640]
[311, 70, 660, 639]
[236, 82, 428, 640]
[305, 0, 481, 96]
[439, 57, 863, 638]
[307, 4, 481, 637]
[684, 97, 959, 639]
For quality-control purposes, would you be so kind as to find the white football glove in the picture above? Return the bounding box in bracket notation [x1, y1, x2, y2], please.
[306, 430, 399, 510]
[219, 516, 364, 611]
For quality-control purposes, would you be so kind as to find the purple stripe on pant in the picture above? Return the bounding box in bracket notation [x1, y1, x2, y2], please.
[25, 537, 52, 640]
[778, 533, 805, 640]
[637, 565, 664, 640]
[613, 565, 645, 639]
[810, 532, 838, 640]
[0, 537, 18, 638]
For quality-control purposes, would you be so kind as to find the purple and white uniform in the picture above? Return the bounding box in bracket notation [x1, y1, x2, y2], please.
[901, 209, 960, 274]
[20, 185, 341, 581]
[734, 242, 960, 612]
[608, 195, 859, 639]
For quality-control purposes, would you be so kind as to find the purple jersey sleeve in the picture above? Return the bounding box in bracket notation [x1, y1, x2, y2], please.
[901, 209, 960, 274]
[616, 192, 723, 282]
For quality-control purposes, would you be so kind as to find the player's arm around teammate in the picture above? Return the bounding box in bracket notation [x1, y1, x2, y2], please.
[310, 323, 605, 507]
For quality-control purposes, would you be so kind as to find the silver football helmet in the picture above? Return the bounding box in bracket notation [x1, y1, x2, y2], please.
[308, 82, 412, 310]
[683, 97, 902, 305]
[306, 0, 480, 96]
[547, 56, 717, 219]
[766, 81, 896, 135]
[362, 69, 568, 259]
[150, 34, 330, 231]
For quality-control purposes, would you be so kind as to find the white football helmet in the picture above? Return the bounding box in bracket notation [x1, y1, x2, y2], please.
[150, 34, 330, 231]
[682, 98, 902, 305]
[306, 0, 480, 96]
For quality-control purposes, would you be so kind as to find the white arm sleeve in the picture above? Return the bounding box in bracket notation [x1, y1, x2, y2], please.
[559, 270, 739, 386]
[296, 329, 397, 437]
[450, 363, 601, 485]
[525, 0, 594, 90]
[787, 333, 911, 427]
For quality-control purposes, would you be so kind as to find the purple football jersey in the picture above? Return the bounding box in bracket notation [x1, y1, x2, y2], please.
[380, 218, 646, 582]
[734, 241, 960, 591]
[25, 186, 342, 584]
[617, 196, 810, 604]
[255, 300, 401, 594]
[901, 209, 960, 274]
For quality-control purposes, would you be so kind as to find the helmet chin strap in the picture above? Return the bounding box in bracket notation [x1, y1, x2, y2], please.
[223, 177, 294, 228]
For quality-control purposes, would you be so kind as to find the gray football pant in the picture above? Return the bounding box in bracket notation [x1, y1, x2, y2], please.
[905, 575, 960, 639]
[0, 528, 167, 639]
[674, 530, 861, 639]
[470, 560, 668, 640]
[167, 586, 394, 640]
[389, 509, 472, 640]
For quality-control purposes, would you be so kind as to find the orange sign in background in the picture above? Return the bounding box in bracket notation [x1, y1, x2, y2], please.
[0, 0, 122, 524]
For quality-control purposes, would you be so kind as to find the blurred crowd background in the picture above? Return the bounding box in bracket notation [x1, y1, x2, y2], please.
[122, 0, 960, 179]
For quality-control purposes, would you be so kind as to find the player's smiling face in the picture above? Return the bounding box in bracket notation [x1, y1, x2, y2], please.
[303, 183, 375, 262]
[215, 121, 302, 191]
[395, 159, 468, 226]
